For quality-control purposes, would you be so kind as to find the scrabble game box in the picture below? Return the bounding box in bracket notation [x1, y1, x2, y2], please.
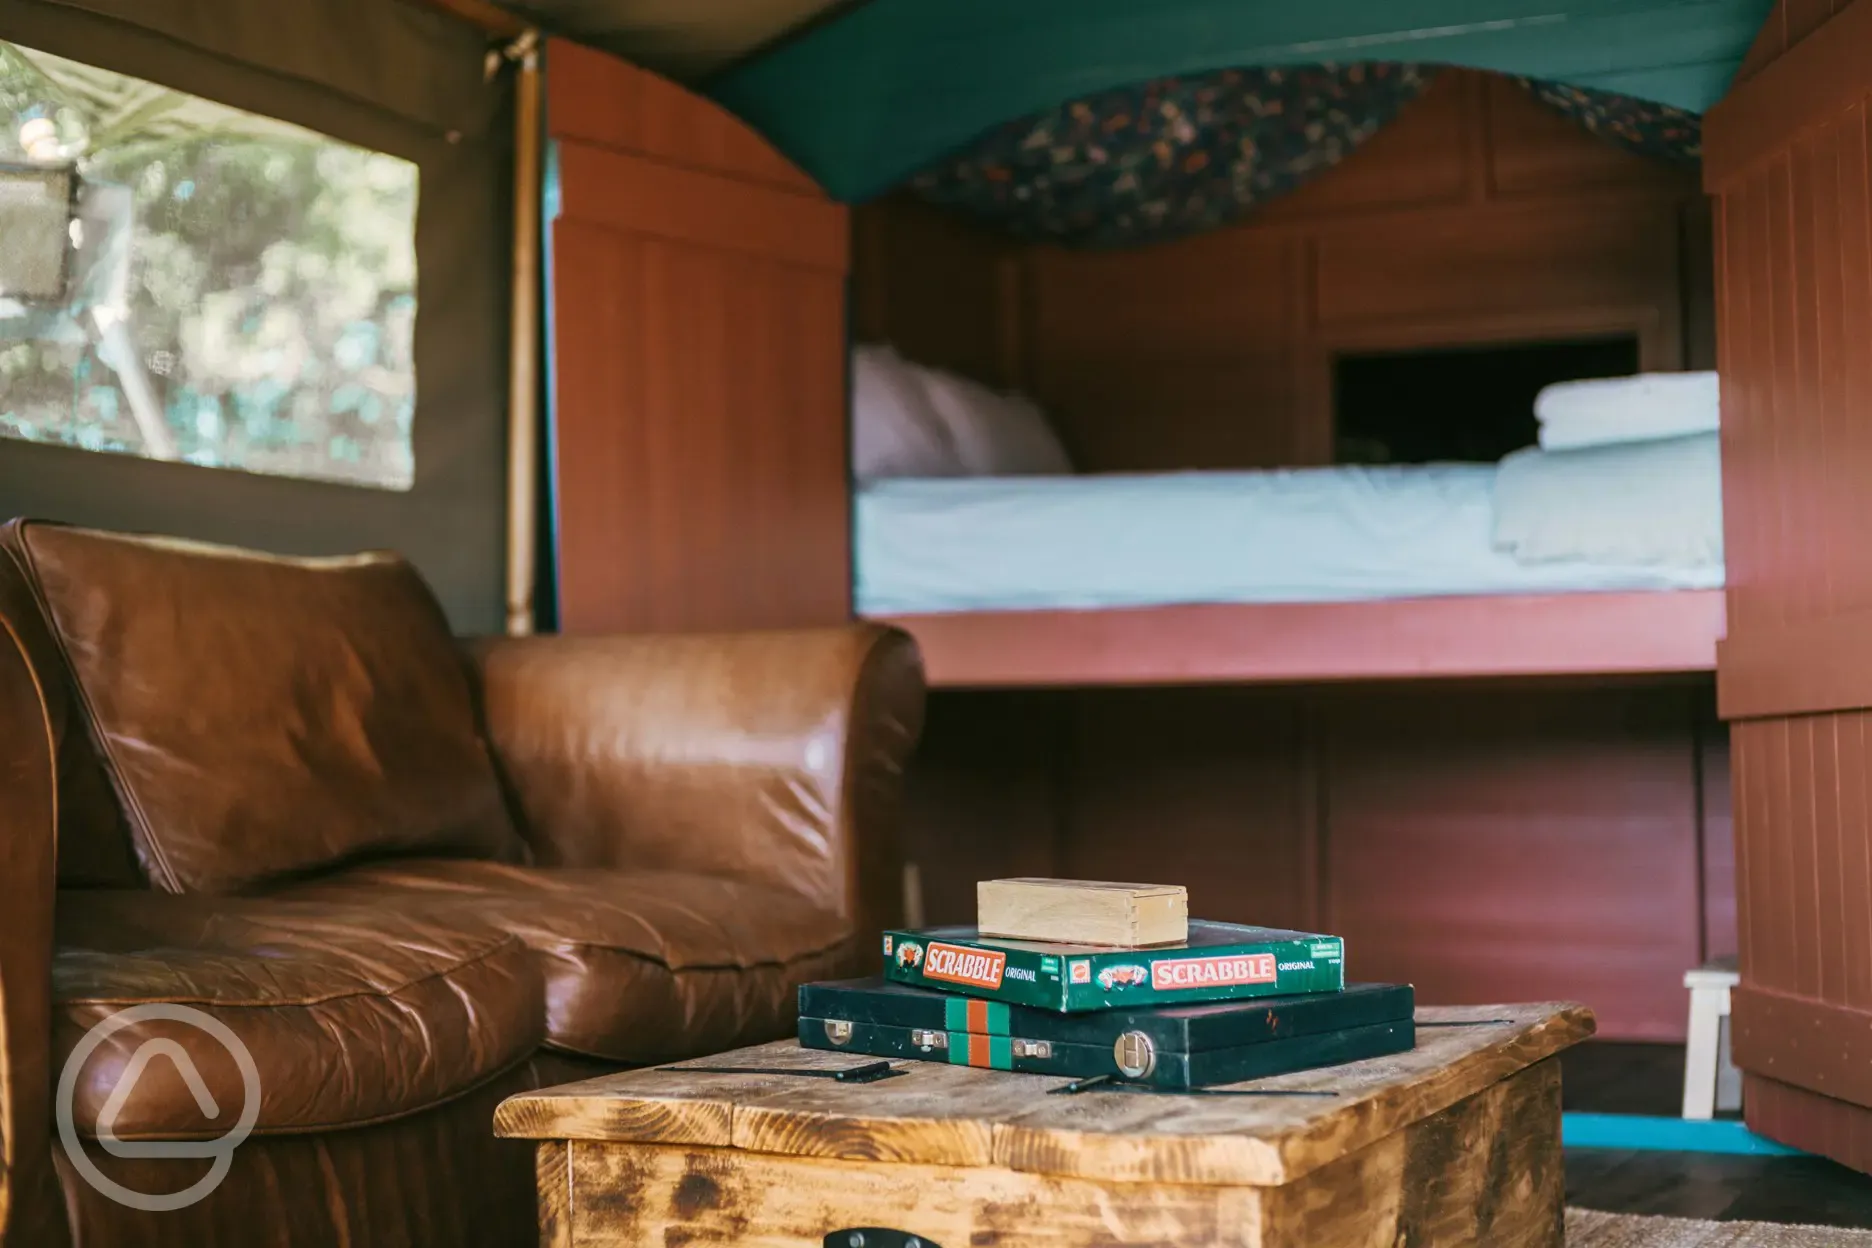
[881, 922, 1345, 1012]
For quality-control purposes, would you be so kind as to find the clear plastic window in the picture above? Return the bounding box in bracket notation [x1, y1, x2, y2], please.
[0, 42, 419, 490]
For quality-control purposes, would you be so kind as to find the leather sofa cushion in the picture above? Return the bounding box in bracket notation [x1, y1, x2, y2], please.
[0, 540, 143, 888]
[53, 891, 545, 1138]
[4, 521, 527, 893]
[277, 859, 851, 1063]
[57, 1065, 544, 1248]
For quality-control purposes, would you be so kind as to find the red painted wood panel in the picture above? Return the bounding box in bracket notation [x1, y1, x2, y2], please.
[546, 41, 852, 635]
[1708, 0, 1872, 1167]
[902, 681, 1725, 1041]
[1323, 684, 1704, 1041]
[1060, 690, 1318, 934]
[883, 591, 1725, 689]
[898, 691, 1069, 926]
[1701, 722, 1737, 961]
[547, 40, 818, 194]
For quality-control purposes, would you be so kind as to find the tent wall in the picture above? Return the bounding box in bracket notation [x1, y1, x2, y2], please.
[0, 0, 514, 632]
[1704, 0, 1872, 1170]
[545, 40, 852, 635]
[859, 69, 1729, 1042]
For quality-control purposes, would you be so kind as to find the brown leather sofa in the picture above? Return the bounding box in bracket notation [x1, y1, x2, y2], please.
[0, 519, 924, 1246]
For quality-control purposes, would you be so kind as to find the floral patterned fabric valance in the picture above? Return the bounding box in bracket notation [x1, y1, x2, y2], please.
[907, 63, 1435, 250]
[906, 66, 1702, 250]
[1516, 79, 1702, 165]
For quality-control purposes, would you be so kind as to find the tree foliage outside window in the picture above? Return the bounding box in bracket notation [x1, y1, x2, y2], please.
[0, 42, 419, 490]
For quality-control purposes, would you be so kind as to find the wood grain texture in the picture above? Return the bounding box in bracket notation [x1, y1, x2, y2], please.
[547, 40, 818, 194]
[1255, 1059, 1564, 1248]
[536, 1141, 573, 1248]
[1703, 0, 1872, 187]
[1734, 985, 1872, 1109]
[1707, 2, 1872, 1165]
[548, 1060, 1562, 1246]
[884, 591, 1727, 689]
[903, 680, 1725, 1043]
[547, 41, 852, 635]
[499, 1002, 1591, 1188]
[1323, 683, 1706, 1041]
[1744, 1072, 1872, 1174]
[1719, 607, 1872, 718]
[1701, 716, 1739, 962]
[565, 1142, 1261, 1247]
[852, 195, 1022, 389]
[976, 878, 1189, 947]
[899, 690, 1070, 925]
[1059, 687, 1319, 936]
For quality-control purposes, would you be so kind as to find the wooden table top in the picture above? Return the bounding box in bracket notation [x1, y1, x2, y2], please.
[495, 1001, 1593, 1187]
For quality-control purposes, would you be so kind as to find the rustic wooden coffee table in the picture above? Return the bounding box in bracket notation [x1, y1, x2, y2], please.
[496, 1002, 1593, 1248]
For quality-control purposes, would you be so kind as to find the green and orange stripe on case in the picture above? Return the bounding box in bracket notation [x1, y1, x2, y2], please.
[949, 1031, 1014, 1069]
[943, 997, 1011, 1036]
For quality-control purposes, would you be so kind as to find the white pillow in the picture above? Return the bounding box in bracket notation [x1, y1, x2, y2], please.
[1535, 371, 1720, 451]
[1492, 433, 1723, 567]
[915, 366, 1074, 477]
[851, 344, 964, 480]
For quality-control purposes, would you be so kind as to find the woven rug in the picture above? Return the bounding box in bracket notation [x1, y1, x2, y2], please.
[1570, 1208, 1872, 1246]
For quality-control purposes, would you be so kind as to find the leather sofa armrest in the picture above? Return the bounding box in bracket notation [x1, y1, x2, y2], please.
[0, 598, 70, 1246]
[465, 625, 926, 949]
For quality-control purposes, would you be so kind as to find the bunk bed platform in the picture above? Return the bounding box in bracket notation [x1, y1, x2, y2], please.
[876, 589, 1726, 688]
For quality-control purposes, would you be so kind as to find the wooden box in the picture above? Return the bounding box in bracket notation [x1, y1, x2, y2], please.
[977, 877, 1189, 946]
[496, 1001, 1593, 1247]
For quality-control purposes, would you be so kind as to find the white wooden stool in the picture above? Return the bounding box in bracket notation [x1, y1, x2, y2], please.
[1683, 956, 1742, 1120]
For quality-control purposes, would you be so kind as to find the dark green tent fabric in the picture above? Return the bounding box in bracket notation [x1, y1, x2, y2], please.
[708, 0, 1774, 202]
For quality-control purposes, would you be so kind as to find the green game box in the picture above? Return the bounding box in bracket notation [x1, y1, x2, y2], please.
[881, 922, 1345, 1012]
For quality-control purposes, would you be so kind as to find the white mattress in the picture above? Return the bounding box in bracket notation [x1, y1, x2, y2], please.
[853, 465, 1724, 616]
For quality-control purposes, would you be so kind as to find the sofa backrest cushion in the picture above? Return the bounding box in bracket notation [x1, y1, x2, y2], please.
[4, 521, 527, 894]
[0, 538, 145, 888]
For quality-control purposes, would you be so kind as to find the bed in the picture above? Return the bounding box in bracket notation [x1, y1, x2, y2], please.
[852, 347, 1728, 687]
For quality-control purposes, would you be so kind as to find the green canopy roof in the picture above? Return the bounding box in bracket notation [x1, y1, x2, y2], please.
[705, 0, 1774, 201]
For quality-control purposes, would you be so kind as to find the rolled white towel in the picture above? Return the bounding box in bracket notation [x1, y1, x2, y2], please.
[1535, 371, 1719, 451]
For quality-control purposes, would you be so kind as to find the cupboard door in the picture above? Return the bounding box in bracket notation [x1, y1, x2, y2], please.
[548, 40, 850, 633]
[1706, 0, 1872, 1170]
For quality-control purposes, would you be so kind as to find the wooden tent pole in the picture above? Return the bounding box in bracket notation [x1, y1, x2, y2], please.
[504, 29, 543, 637]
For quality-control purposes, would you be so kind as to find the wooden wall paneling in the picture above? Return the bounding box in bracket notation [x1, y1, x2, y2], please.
[1704, 0, 1872, 187]
[1058, 688, 1319, 934]
[900, 691, 1070, 926]
[1707, 0, 1872, 1166]
[1320, 682, 1705, 1041]
[547, 40, 817, 193]
[1682, 198, 1721, 371]
[1484, 75, 1695, 198]
[1036, 355, 1305, 471]
[1253, 74, 1471, 222]
[1024, 234, 1308, 470]
[1699, 716, 1738, 962]
[546, 42, 852, 635]
[896, 677, 1723, 1042]
[1744, 1075, 1872, 1173]
[1313, 204, 1682, 339]
[852, 196, 1020, 389]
